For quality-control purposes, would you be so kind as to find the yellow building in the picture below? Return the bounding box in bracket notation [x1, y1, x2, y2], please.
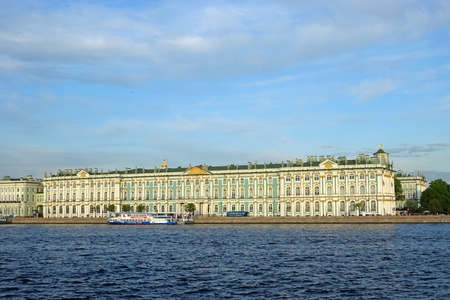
[0, 175, 43, 217]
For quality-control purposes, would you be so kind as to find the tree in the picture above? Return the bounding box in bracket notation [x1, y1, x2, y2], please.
[351, 202, 365, 216]
[106, 204, 116, 213]
[184, 203, 196, 215]
[121, 204, 131, 212]
[404, 200, 418, 214]
[420, 179, 450, 214]
[136, 204, 145, 212]
[394, 177, 405, 202]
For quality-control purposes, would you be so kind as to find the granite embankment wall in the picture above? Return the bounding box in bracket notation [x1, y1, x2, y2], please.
[5, 215, 450, 224]
[195, 215, 450, 224]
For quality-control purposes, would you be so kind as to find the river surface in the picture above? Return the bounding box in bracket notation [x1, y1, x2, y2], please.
[0, 224, 449, 299]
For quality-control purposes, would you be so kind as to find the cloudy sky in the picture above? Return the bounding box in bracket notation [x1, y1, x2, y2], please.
[1, 0, 449, 182]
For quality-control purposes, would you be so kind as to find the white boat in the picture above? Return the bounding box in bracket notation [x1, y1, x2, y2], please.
[108, 212, 177, 225]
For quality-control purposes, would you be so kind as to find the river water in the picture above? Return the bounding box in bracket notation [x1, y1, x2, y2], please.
[0, 224, 449, 299]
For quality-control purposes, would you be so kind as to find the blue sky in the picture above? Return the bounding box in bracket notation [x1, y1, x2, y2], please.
[1, 0, 450, 182]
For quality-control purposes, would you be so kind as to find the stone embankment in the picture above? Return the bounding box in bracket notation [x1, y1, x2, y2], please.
[195, 215, 450, 224]
[5, 215, 449, 224]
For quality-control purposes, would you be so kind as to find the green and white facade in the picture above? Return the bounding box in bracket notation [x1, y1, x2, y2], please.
[0, 175, 43, 217]
[396, 171, 427, 209]
[42, 147, 397, 218]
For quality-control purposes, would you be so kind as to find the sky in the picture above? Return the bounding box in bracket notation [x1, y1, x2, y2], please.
[1, 0, 450, 183]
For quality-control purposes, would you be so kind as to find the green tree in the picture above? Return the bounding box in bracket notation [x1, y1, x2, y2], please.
[136, 204, 145, 212]
[420, 179, 450, 214]
[184, 203, 196, 214]
[106, 204, 116, 212]
[404, 200, 418, 214]
[394, 177, 405, 202]
[352, 202, 365, 216]
[121, 204, 131, 212]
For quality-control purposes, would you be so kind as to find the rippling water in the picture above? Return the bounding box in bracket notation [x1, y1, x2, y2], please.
[0, 224, 449, 299]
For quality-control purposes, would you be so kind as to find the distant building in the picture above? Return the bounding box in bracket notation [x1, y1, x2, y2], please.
[395, 171, 427, 209]
[0, 175, 44, 217]
[42, 146, 397, 218]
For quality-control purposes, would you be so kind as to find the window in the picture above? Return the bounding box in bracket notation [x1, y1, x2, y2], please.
[359, 173, 365, 180]
[240, 204, 245, 211]
[305, 187, 310, 196]
[258, 204, 263, 213]
[249, 178, 253, 184]
[286, 202, 292, 213]
[214, 179, 218, 185]
[314, 186, 319, 195]
[370, 185, 376, 194]
[326, 175, 332, 181]
[223, 178, 226, 185]
[231, 189, 236, 198]
[340, 186, 345, 195]
[268, 177, 273, 184]
[258, 187, 263, 198]
[73, 205, 77, 214]
[240, 178, 244, 184]
[360, 185, 365, 195]
[305, 175, 310, 181]
[340, 201, 345, 212]
[214, 189, 218, 199]
[186, 180, 190, 185]
[314, 175, 319, 181]
[350, 186, 355, 195]
[195, 180, 200, 186]
[286, 187, 291, 196]
[349, 174, 355, 180]
[327, 201, 332, 212]
[231, 204, 236, 211]
[305, 202, 310, 212]
[268, 204, 273, 213]
[259, 178, 263, 184]
[314, 201, 320, 212]
[295, 175, 300, 182]
[223, 188, 227, 198]
[214, 205, 219, 213]
[371, 200, 376, 211]
[268, 187, 273, 198]
[249, 204, 253, 212]
[327, 186, 332, 196]
[286, 176, 291, 182]
[370, 173, 375, 180]
[340, 173, 345, 180]
[296, 202, 300, 212]
[249, 187, 254, 198]
[295, 187, 300, 196]
[240, 188, 245, 198]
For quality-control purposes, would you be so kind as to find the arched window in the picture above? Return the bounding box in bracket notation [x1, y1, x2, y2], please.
[305, 202, 310, 212]
[350, 186, 355, 195]
[305, 187, 310, 196]
[296, 202, 300, 212]
[186, 188, 191, 199]
[268, 187, 273, 198]
[295, 187, 300, 196]
[286, 202, 291, 213]
[370, 185, 376, 194]
[286, 187, 291, 196]
[305, 175, 310, 181]
[258, 187, 263, 198]
[73, 205, 77, 214]
[268, 203, 273, 213]
[249, 187, 254, 197]
[240, 188, 245, 198]
[258, 203, 263, 213]
[240, 204, 245, 211]
[249, 204, 254, 212]
[195, 189, 199, 198]
[340, 186, 345, 195]
[222, 205, 227, 213]
[327, 186, 332, 196]
[340, 201, 345, 212]
[360, 185, 365, 195]
[314, 186, 319, 195]
[222, 188, 227, 198]
[231, 189, 236, 198]
[370, 200, 376, 211]
[214, 189, 218, 199]
[231, 204, 236, 211]
[327, 201, 332, 212]
[205, 188, 210, 198]
[66, 205, 69, 214]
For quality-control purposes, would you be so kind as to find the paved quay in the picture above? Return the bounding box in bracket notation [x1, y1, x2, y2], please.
[5, 215, 450, 224]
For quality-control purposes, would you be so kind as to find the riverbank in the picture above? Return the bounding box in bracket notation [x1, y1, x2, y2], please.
[4, 215, 449, 224]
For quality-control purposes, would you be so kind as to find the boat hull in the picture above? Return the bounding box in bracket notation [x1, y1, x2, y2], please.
[108, 221, 177, 225]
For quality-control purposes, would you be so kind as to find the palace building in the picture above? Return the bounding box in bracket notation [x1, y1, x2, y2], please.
[0, 175, 43, 217]
[42, 146, 397, 218]
[395, 171, 427, 209]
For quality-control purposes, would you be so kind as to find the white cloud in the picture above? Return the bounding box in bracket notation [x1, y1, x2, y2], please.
[349, 78, 397, 102]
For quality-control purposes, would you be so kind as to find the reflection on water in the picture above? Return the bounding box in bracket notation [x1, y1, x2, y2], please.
[0, 224, 449, 299]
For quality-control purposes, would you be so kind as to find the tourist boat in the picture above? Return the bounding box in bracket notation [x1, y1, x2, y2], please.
[108, 212, 177, 225]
